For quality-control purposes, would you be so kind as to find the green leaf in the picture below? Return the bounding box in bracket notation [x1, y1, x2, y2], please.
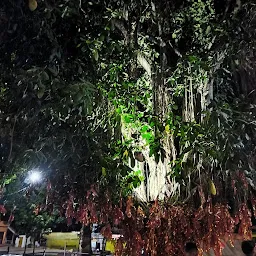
[188, 55, 198, 63]
[102, 167, 106, 176]
[123, 114, 134, 123]
[37, 86, 45, 99]
[116, 108, 122, 114]
[142, 132, 153, 143]
[41, 71, 49, 81]
[48, 67, 58, 76]
[140, 125, 149, 133]
[93, 50, 99, 61]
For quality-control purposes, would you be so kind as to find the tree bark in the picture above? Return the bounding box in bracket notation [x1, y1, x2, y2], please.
[79, 225, 92, 253]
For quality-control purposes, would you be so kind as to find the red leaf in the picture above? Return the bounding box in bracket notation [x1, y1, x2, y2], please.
[67, 217, 72, 226]
[8, 214, 14, 223]
[0, 205, 6, 214]
[88, 201, 98, 223]
[125, 196, 133, 218]
[77, 205, 89, 226]
[101, 224, 112, 239]
[112, 206, 124, 225]
[47, 181, 52, 192]
[115, 238, 124, 256]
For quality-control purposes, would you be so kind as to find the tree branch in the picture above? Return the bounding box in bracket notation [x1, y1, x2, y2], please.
[8, 115, 17, 162]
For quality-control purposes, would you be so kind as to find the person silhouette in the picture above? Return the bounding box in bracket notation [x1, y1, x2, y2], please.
[241, 240, 256, 256]
[185, 242, 198, 256]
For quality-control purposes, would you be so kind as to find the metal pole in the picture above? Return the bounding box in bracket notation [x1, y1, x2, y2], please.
[7, 245, 9, 254]
[11, 233, 15, 246]
[23, 236, 28, 256]
[32, 239, 35, 255]
[64, 241, 67, 256]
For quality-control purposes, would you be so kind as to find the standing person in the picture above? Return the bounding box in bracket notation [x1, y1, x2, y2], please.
[185, 242, 198, 256]
[241, 240, 256, 256]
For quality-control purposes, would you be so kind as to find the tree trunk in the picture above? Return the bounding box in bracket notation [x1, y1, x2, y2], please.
[79, 225, 92, 253]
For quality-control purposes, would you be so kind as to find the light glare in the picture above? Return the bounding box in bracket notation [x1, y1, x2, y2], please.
[29, 171, 42, 184]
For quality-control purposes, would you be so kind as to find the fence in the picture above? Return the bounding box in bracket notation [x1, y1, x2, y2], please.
[0, 246, 112, 256]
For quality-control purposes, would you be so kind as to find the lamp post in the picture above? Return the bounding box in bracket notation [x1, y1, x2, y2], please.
[23, 169, 43, 255]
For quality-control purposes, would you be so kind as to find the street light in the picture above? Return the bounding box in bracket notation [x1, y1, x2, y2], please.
[28, 170, 42, 184]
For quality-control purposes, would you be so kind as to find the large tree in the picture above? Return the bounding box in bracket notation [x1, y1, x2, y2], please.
[0, 0, 256, 255]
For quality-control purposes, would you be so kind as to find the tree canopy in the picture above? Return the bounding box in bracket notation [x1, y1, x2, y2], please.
[0, 0, 256, 255]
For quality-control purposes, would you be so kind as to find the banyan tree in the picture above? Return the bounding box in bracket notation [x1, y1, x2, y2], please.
[88, 1, 256, 255]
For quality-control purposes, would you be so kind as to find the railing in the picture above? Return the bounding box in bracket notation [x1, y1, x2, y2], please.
[0, 247, 112, 256]
[23, 252, 112, 256]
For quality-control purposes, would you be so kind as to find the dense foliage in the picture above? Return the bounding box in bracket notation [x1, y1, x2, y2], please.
[2, 175, 66, 236]
[0, 0, 256, 255]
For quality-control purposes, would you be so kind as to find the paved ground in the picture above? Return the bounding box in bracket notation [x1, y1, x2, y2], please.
[0, 243, 244, 256]
[0, 246, 67, 255]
